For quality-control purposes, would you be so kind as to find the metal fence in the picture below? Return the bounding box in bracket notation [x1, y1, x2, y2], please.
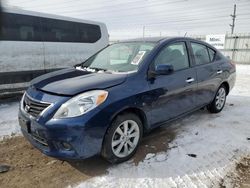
[190, 33, 250, 64]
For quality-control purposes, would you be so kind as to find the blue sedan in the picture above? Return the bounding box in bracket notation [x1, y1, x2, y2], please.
[18, 37, 236, 163]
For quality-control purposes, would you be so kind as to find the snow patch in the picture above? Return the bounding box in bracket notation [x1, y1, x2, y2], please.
[0, 101, 21, 140]
[144, 153, 156, 160]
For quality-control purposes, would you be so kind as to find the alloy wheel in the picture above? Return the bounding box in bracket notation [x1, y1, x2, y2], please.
[215, 87, 226, 110]
[111, 120, 140, 158]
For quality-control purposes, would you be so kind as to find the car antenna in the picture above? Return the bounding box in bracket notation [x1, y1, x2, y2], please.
[184, 32, 187, 37]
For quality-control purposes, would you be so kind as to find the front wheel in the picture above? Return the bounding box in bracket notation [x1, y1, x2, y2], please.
[101, 113, 143, 163]
[207, 85, 227, 113]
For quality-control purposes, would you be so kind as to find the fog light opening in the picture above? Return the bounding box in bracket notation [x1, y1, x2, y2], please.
[61, 142, 72, 151]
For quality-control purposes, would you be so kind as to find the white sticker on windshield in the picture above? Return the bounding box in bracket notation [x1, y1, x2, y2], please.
[131, 51, 146, 65]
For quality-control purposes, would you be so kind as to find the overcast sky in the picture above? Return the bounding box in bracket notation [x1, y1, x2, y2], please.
[3, 0, 250, 40]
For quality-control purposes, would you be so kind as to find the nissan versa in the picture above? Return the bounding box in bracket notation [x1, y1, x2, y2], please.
[18, 37, 236, 163]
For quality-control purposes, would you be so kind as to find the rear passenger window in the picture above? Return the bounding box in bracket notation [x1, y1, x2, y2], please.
[208, 48, 216, 61]
[154, 42, 189, 71]
[191, 43, 210, 65]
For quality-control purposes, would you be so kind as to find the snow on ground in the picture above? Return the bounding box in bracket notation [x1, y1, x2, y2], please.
[0, 101, 20, 140]
[75, 65, 250, 188]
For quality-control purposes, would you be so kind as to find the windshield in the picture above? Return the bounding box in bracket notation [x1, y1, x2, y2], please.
[81, 42, 156, 73]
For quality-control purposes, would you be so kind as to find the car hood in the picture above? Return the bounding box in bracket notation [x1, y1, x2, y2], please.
[31, 68, 127, 96]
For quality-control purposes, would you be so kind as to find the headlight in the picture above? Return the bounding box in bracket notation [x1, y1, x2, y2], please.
[53, 90, 108, 119]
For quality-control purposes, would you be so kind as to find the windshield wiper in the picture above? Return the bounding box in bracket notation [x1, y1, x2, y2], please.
[89, 67, 108, 72]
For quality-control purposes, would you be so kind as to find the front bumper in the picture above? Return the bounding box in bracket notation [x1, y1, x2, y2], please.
[18, 108, 104, 160]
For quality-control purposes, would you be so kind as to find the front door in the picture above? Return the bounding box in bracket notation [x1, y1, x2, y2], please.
[148, 41, 198, 126]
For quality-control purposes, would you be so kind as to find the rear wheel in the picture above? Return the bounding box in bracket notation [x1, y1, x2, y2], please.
[207, 85, 227, 113]
[101, 113, 143, 163]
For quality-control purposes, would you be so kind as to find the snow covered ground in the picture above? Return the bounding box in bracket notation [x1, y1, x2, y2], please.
[0, 101, 20, 140]
[0, 65, 250, 187]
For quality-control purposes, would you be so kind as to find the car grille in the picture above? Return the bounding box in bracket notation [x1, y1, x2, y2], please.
[23, 94, 51, 118]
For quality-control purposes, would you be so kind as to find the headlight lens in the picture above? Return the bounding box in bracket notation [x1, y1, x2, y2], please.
[53, 90, 108, 119]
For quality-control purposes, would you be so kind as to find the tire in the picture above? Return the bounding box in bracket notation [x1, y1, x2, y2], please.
[207, 85, 227, 113]
[101, 113, 143, 163]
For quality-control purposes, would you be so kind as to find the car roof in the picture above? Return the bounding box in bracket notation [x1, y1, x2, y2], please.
[119, 37, 217, 51]
[120, 36, 197, 43]
[121, 37, 167, 43]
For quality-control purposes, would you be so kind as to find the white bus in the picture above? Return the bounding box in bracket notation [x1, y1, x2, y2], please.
[0, 7, 109, 95]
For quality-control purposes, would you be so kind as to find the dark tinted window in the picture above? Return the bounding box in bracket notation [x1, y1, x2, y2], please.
[208, 48, 216, 61]
[191, 42, 210, 65]
[0, 4, 2, 33]
[154, 42, 189, 71]
[0, 13, 42, 41]
[78, 23, 101, 43]
[41, 17, 101, 43]
[0, 12, 101, 43]
[41, 18, 78, 42]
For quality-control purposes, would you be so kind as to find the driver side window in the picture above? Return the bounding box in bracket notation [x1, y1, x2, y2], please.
[154, 42, 189, 71]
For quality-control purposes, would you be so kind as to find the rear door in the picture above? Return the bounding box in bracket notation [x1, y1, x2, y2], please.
[148, 41, 198, 126]
[189, 41, 224, 107]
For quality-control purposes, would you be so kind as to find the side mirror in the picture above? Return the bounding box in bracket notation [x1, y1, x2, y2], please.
[148, 64, 174, 79]
[155, 64, 174, 75]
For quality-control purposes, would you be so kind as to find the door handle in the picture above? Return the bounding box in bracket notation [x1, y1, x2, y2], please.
[217, 70, 223, 74]
[186, 78, 195, 83]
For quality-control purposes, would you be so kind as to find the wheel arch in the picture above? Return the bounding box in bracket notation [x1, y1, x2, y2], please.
[110, 107, 149, 134]
[221, 81, 230, 95]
